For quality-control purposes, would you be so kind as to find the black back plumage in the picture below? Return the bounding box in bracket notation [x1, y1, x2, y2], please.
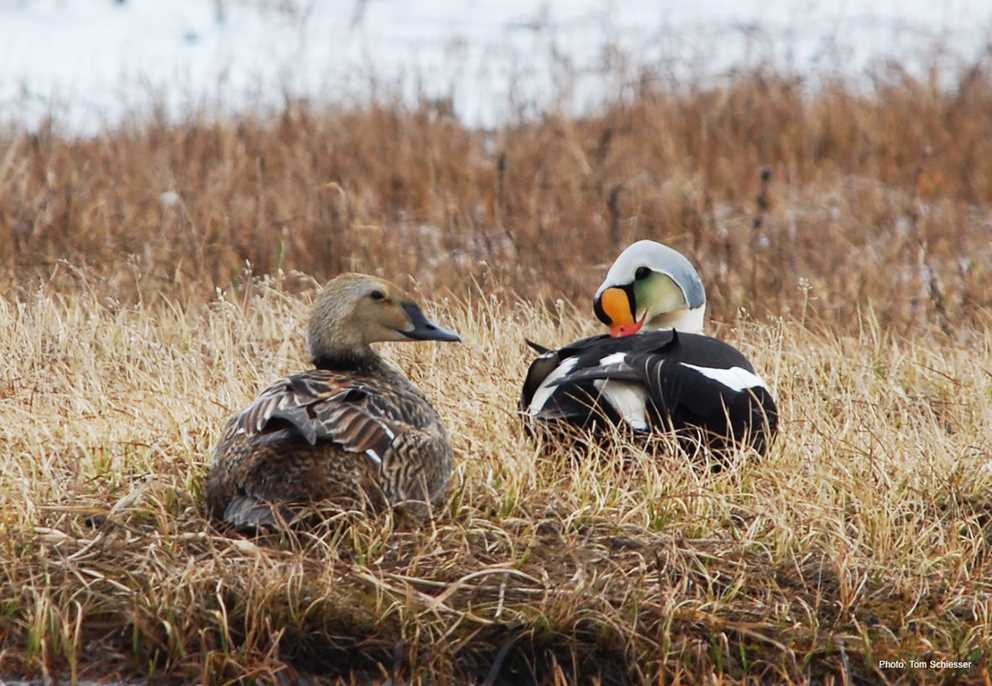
[521, 330, 778, 455]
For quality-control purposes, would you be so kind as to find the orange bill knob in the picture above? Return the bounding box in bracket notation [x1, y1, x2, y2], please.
[598, 287, 646, 337]
[600, 287, 632, 325]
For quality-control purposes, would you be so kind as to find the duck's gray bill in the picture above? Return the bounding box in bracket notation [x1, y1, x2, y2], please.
[401, 303, 461, 342]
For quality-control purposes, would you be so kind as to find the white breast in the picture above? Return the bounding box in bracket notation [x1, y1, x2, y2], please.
[527, 357, 578, 415]
[593, 379, 649, 430]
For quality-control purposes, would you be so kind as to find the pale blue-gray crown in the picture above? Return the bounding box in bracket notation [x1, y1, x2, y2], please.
[595, 240, 706, 308]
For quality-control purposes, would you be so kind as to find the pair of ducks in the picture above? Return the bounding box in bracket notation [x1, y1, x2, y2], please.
[205, 241, 778, 529]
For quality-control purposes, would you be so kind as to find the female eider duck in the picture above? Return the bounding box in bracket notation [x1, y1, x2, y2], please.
[521, 240, 778, 456]
[205, 273, 460, 529]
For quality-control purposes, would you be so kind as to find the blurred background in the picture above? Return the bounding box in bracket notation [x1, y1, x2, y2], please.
[2, 0, 990, 132]
[1, 1, 991, 332]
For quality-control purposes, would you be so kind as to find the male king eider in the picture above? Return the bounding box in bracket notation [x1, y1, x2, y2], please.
[520, 240, 778, 456]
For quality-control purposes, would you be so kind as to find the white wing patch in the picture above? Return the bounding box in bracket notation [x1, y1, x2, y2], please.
[681, 363, 767, 392]
[527, 357, 579, 415]
[593, 379, 648, 431]
[599, 352, 629, 366]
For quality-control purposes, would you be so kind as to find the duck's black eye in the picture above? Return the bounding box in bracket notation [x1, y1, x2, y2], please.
[635, 266, 651, 280]
[369, 290, 385, 301]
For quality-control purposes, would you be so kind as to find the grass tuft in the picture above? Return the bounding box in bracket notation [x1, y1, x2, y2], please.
[0, 273, 990, 682]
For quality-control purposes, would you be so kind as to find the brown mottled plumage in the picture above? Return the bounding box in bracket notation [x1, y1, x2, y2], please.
[205, 273, 460, 529]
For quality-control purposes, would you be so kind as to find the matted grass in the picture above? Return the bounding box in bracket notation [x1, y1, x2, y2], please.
[0, 272, 990, 683]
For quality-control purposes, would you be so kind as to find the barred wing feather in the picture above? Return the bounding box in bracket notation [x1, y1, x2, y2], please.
[229, 371, 397, 463]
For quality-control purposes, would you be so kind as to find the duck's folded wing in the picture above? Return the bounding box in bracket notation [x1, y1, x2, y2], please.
[554, 350, 771, 421]
[308, 395, 397, 465]
[231, 372, 398, 463]
[540, 353, 651, 428]
[519, 334, 614, 414]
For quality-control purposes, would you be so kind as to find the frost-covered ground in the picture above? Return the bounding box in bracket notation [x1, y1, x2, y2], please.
[1, 0, 991, 134]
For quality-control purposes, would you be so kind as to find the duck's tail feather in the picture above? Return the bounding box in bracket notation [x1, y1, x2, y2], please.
[525, 338, 552, 355]
[222, 495, 280, 530]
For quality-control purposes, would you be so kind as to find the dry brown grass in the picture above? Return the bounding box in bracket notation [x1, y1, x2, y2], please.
[2, 66, 992, 330]
[1, 60, 992, 684]
[0, 275, 990, 684]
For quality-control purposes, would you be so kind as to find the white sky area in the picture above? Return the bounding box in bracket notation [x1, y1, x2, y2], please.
[1, 0, 990, 133]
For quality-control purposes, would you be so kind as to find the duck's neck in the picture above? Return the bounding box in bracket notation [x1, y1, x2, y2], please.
[647, 305, 705, 334]
[312, 344, 382, 372]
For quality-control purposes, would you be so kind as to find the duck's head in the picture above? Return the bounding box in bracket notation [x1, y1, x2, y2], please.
[593, 240, 706, 337]
[308, 273, 460, 365]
